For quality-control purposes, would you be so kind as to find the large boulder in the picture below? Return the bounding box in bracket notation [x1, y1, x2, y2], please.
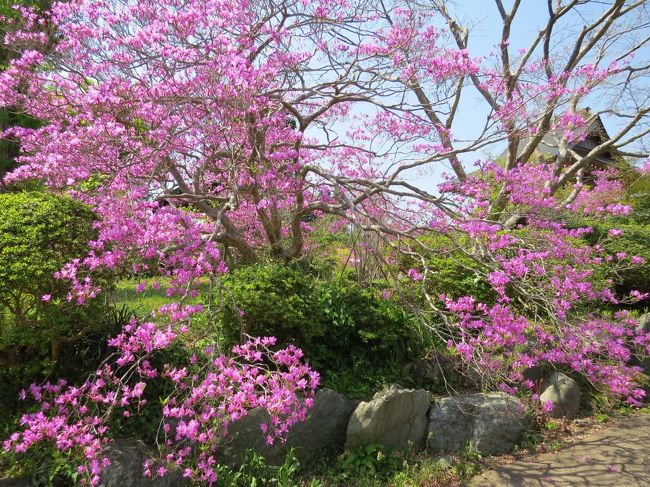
[219, 408, 278, 466]
[345, 384, 431, 450]
[221, 388, 358, 466]
[539, 372, 581, 420]
[287, 388, 359, 464]
[412, 352, 460, 387]
[101, 439, 187, 487]
[428, 393, 527, 455]
[522, 365, 546, 383]
[636, 313, 650, 334]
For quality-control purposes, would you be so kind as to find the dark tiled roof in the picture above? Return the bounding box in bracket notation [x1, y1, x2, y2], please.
[502, 114, 620, 166]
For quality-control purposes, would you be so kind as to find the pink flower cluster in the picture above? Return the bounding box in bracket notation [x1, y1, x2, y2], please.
[156, 337, 319, 483]
[3, 327, 318, 486]
[443, 295, 649, 406]
[421, 160, 650, 404]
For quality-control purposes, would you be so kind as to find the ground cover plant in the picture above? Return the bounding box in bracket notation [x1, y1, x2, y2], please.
[1, 0, 650, 485]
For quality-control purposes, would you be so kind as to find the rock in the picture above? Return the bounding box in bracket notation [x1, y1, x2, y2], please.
[412, 353, 481, 388]
[431, 455, 452, 469]
[220, 407, 278, 466]
[346, 384, 431, 450]
[221, 388, 358, 467]
[636, 313, 650, 334]
[539, 372, 581, 420]
[101, 439, 187, 487]
[428, 393, 527, 455]
[286, 388, 359, 464]
[522, 365, 546, 384]
[412, 352, 459, 387]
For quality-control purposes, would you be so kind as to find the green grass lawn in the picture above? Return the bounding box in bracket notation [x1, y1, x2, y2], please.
[110, 277, 223, 347]
[111, 278, 174, 314]
[110, 277, 210, 315]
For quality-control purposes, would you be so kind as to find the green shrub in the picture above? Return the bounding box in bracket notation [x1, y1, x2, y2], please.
[218, 262, 424, 397]
[0, 191, 112, 362]
[216, 449, 301, 487]
[399, 234, 495, 306]
[0, 191, 118, 431]
[623, 169, 650, 225]
[303, 448, 462, 487]
[0, 440, 84, 487]
[219, 262, 326, 348]
[315, 280, 421, 363]
[583, 223, 650, 299]
[563, 170, 650, 301]
[335, 444, 402, 481]
[0, 303, 191, 484]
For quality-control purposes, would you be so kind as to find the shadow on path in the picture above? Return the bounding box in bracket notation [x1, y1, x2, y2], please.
[470, 414, 650, 486]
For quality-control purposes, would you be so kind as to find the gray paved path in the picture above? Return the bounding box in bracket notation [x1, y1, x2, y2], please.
[470, 413, 650, 486]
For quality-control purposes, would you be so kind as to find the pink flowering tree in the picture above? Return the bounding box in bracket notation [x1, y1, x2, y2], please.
[3, 329, 319, 485]
[2, 0, 650, 481]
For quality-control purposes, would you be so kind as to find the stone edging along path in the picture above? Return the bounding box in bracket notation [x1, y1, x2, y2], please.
[469, 412, 650, 487]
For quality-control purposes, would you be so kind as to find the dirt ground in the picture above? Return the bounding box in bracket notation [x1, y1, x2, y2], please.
[470, 412, 650, 486]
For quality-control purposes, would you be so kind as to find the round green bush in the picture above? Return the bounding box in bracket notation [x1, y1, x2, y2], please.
[0, 191, 110, 369]
[218, 262, 326, 349]
[217, 261, 424, 396]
